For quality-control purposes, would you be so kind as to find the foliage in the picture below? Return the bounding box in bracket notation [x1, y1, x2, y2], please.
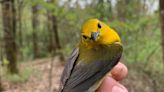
[110, 14, 161, 63]
[2, 67, 32, 83]
[3, 0, 161, 70]
[0, 0, 163, 91]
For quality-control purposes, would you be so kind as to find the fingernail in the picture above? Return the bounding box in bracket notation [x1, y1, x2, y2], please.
[112, 86, 128, 92]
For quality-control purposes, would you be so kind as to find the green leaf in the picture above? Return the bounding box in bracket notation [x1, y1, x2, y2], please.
[3, 58, 9, 65]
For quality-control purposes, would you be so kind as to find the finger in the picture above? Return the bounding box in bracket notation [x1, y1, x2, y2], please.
[97, 77, 128, 92]
[110, 62, 128, 81]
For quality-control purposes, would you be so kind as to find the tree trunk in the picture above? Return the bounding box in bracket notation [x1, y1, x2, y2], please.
[16, 0, 25, 60]
[0, 42, 3, 91]
[0, 81, 3, 91]
[160, 0, 164, 63]
[47, 15, 60, 52]
[32, 5, 39, 58]
[0, 39, 3, 63]
[17, 0, 23, 48]
[0, 75, 3, 91]
[47, 0, 60, 53]
[1, 0, 18, 74]
[116, 0, 127, 21]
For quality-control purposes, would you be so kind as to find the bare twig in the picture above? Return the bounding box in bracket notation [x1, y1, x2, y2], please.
[0, 51, 3, 91]
[0, 0, 4, 3]
[48, 52, 55, 92]
[0, 76, 3, 91]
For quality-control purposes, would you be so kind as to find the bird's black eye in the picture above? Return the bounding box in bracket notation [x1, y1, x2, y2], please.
[82, 35, 87, 39]
[98, 23, 101, 28]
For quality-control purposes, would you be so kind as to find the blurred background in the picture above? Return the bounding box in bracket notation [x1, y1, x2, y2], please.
[0, 0, 164, 92]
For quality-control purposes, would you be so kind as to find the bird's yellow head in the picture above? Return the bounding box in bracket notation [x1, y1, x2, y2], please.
[80, 19, 121, 47]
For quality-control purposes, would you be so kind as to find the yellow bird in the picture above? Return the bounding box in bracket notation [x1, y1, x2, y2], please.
[59, 19, 123, 92]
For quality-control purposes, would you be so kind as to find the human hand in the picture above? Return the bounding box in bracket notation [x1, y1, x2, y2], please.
[97, 62, 128, 92]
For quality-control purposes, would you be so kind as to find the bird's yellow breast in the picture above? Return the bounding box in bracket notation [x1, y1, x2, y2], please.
[77, 43, 122, 64]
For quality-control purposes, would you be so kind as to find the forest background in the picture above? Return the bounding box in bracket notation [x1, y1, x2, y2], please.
[0, 0, 164, 92]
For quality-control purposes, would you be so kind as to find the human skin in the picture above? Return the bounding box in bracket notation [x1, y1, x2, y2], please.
[97, 62, 128, 92]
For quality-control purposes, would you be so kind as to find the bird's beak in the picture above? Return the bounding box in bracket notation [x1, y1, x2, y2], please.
[91, 32, 100, 41]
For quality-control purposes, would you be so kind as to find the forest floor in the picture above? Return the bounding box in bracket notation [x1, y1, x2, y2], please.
[1, 56, 163, 92]
[1, 56, 64, 92]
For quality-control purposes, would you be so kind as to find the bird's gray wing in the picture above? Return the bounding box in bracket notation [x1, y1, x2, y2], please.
[61, 50, 122, 92]
[59, 48, 79, 92]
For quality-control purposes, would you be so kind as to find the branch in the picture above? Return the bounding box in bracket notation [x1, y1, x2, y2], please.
[48, 52, 55, 92]
[0, 0, 4, 3]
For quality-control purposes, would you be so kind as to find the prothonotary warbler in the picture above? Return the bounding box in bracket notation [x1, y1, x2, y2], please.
[59, 19, 123, 92]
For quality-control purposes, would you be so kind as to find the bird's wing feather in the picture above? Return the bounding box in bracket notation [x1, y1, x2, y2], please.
[59, 48, 79, 92]
[61, 50, 122, 92]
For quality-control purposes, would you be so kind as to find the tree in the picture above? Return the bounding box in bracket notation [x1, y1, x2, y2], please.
[16, 0, 25, 60]
[115, 0, 147, 21]
[0, 45, 3, 91]
[89, 0, 113, 21]
[1, 0, 18, 74]
[97, 0, 112, 20]
[160, 0, 164, 63]
[0, 77, 3, 91]
[16, 0, 25, 49]
[115, 0, 127, 21]
[32, 4, 39, 58]
[47, 0, 60, 53]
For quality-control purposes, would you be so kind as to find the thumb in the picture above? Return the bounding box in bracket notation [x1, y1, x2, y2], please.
[97, 77, 128, 92]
